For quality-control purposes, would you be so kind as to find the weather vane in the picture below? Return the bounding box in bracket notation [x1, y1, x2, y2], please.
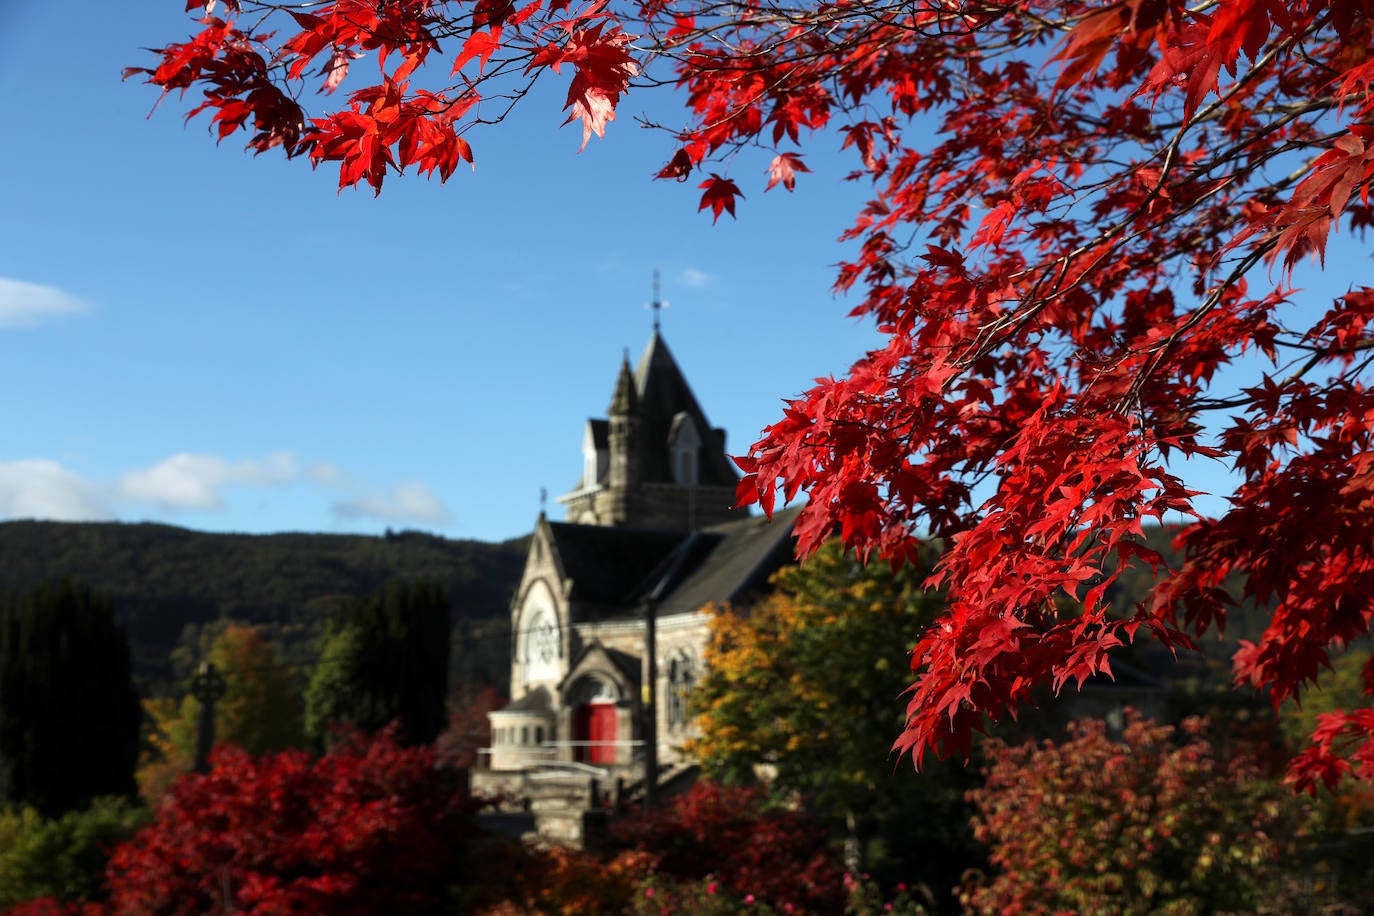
[647, 268, 668, 332]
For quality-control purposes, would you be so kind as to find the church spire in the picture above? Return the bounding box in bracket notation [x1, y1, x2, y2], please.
[608, 348, 639, 416]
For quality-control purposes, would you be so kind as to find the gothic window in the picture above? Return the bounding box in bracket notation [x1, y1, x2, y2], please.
[521, 595, 561, 684]
[667, 651, 696, 732]
[529, 613, 558, 665]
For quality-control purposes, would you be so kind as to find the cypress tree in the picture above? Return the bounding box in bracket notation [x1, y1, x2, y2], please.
[0, 580, 141, 816]
[304, 581, 450, 747]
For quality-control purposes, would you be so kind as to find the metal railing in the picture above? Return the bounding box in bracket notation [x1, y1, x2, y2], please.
[476, 739, 645, 770]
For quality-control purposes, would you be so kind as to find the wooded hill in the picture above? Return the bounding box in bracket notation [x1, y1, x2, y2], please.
[0, 521, 527, 696]
[0, 519, 1266, 704]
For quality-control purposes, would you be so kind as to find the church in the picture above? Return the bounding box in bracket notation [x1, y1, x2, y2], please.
[479, 324, 801, 797]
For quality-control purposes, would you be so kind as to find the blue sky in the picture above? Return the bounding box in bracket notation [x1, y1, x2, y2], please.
[0, 4, 888, 542]
[0, 5, 1356, 543]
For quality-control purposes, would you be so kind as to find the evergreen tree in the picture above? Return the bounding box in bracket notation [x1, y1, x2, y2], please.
[305, 581, 450, 747]
[0, 580, 141, 816]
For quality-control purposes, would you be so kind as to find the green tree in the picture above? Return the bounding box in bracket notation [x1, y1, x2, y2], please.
[0, 581, 142, 816]
[0, 796, 148, 906]
[137, 624, 306, 802]
[691, 541, 979, 899]
[304, 582, 450, 747]
[190, 624, 305, 755]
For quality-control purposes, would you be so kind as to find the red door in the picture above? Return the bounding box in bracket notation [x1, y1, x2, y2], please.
[574, 702, 617, 764]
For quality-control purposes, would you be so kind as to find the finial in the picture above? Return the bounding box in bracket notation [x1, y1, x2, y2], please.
[647, 268, 668, 332]
[539, 487, 547, 516]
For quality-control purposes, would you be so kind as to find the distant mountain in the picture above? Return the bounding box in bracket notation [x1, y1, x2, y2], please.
[0, 521, 528, 693]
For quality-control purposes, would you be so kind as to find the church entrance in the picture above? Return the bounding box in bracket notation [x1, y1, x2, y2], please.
[574, 702, 617, 764]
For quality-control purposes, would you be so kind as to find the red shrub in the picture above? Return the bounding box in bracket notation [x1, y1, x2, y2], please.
[614, 782, 845, 913]
[104, 729, 476, 914]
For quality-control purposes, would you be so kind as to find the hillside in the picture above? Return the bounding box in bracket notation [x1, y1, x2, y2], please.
[0, 521, 528, 693]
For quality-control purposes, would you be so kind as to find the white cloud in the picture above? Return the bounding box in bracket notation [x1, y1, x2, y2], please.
[678, 268, 711, 289]
[0, 452, 447, 532]
[305, 461, 345, 487]
[333, 482, 450, 525]
[0, 278, 89, 328]
[118, 451, 299, 510]
[0, 460, 112, 521]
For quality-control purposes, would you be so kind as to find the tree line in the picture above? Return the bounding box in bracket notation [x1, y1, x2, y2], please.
[0, 520, 525, 696]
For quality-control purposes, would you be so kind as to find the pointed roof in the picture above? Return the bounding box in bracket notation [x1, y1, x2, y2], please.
[631, 331, 739, 487]
[608, 352, 638, 416]
[559, 640, 643, 695]
[633, 331, 706, 424]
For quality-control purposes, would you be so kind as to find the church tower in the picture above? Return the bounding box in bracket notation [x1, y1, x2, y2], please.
[558, 330, 749, 531]
[480, 299, 801, 789]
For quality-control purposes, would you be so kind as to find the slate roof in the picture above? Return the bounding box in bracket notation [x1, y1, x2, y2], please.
[501, 685, 554, 713]
[588, 419, 609, 451]
[631, 332, 740, 488]
[545, 522, 685, 607]
[545, 505, 802, 621]
[652, 506, 803, 614]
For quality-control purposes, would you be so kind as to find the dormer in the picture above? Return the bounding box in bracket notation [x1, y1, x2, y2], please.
[667, 411, 701, 487]
[580, 420, 609, 490]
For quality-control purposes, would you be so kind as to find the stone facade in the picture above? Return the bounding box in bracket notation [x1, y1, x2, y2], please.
[476, 330, 799, 802]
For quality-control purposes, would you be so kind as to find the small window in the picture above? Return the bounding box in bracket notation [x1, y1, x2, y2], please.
[521, 726, 529, 744]
[535, 726, 544, 744]
[668, 651, 696, 732]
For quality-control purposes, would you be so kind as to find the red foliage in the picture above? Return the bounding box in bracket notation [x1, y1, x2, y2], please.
[435, 684, 507, 770]
[964, 712, 1310, 914]
[103, 729, 476, 914]
[613, 781, 845, 913]
[131, 1, 1374, 788]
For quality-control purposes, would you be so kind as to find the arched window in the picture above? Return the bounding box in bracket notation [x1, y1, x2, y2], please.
[520, 586, 561, 683]
[667, 651, 696, 731]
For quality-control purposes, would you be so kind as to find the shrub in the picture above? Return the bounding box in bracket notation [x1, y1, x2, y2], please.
[104, 729, 475, 914]
[0, 798, 147, 907]
[464, 842, 650, 915]
[614, 782, 845, 914]
[962, 711, 1311, 915]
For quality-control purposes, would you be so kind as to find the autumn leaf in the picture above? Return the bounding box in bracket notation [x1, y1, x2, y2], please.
[765, 152, 810, 192]
[453, 28, 503, 77]
[697, 174, 742, 222]
[558, 25, 638, 152]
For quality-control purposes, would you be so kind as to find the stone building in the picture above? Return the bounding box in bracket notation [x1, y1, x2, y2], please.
[476, 329, 800, 802]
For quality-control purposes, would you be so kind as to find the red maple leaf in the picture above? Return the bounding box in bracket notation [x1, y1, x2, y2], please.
[765, 152, 810, 192]
[697, 174, 743, 222]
